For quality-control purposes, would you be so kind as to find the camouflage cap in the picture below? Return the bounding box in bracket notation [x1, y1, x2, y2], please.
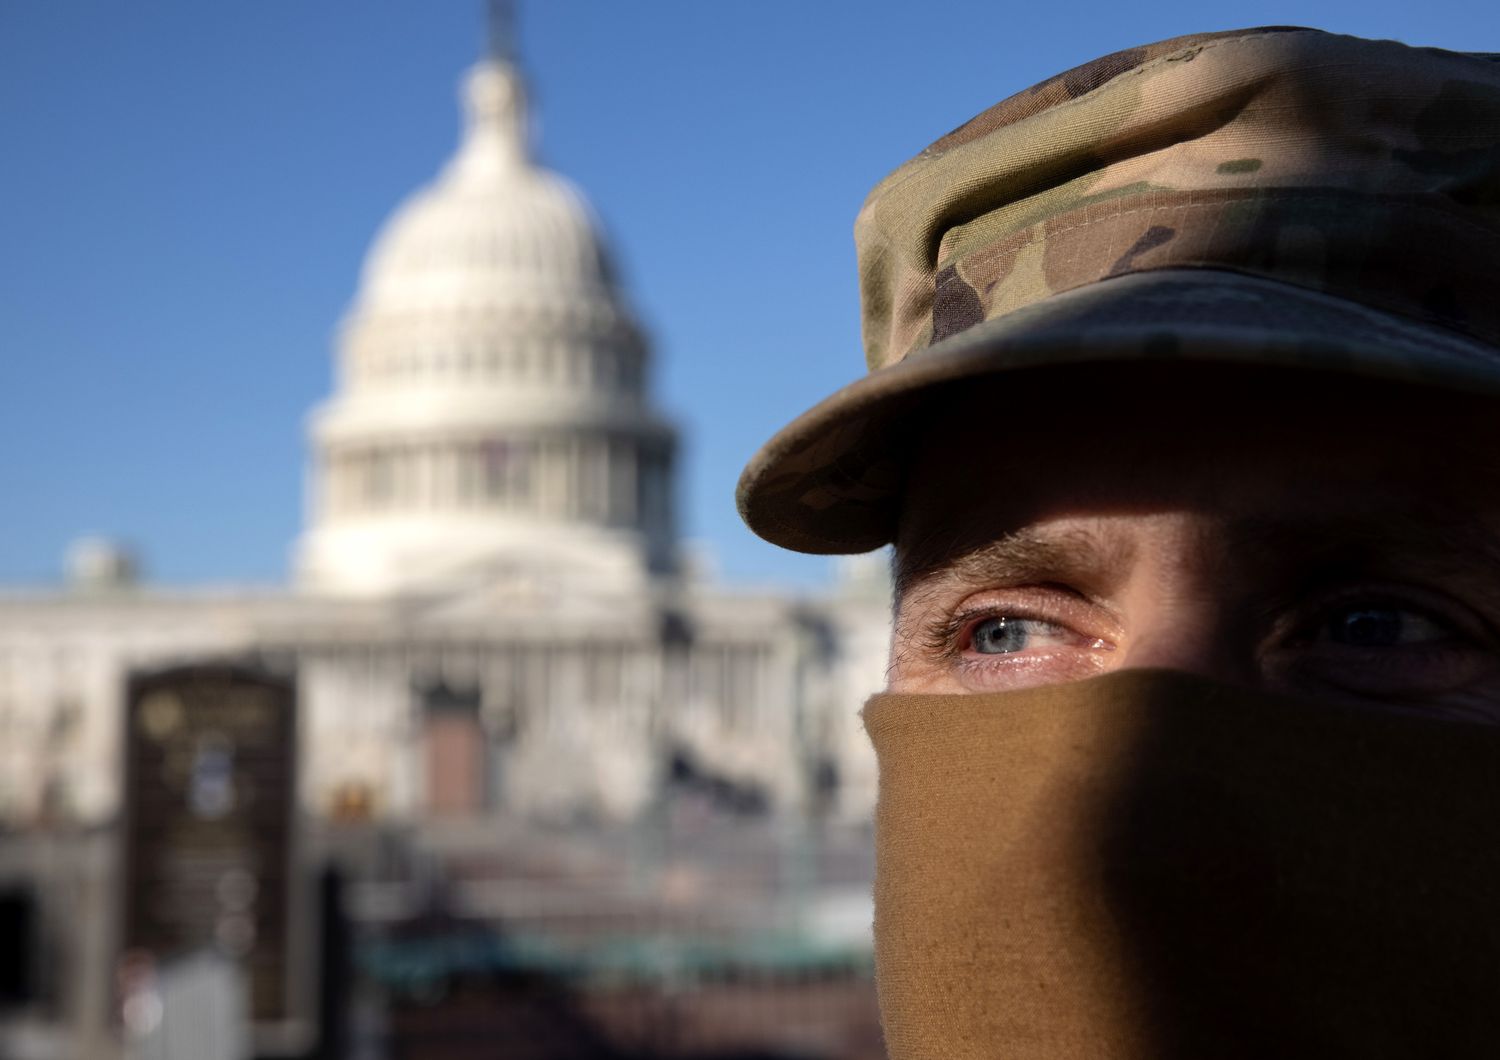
[737, 27, 1500, 554]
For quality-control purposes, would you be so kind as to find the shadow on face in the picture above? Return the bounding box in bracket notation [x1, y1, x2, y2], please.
[888, 363, 1500, 720]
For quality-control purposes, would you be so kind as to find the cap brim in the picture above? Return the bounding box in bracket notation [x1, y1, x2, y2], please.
[737, 268, 1500, 555]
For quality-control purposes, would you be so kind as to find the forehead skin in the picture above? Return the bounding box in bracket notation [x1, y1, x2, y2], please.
[890, 365, 1500, 705]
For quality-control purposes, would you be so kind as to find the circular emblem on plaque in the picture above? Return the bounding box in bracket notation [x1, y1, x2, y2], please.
[138, 692, 184, 741]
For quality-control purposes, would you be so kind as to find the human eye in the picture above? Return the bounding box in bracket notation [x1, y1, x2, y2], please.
[931, 594, 1116, 692]
[1269, 590, 1500, 707]
[1313, 604, 1450, 649]
[971, 615, 1075, 654]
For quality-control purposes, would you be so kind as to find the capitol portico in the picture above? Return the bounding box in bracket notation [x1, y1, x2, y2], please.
[0, 29, 888, 832]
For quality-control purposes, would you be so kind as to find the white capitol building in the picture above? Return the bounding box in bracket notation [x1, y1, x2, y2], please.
[0, 38, 888, 832]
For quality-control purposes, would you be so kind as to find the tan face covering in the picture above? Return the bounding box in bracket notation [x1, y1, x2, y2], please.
[863, 669, 1500, 1059]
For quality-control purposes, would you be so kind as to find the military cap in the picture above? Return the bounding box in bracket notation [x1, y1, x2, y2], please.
[737, 27, 1500, 554]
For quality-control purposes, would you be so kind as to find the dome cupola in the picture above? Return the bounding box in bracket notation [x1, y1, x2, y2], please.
[358, 57, 615, 310]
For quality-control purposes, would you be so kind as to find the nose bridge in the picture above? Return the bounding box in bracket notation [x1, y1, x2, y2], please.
[1124, 610, 1239, 680]
[1119, 518, 1244, 682]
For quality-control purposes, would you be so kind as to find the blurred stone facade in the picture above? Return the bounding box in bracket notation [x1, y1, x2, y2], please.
[0, 46, 889, 837]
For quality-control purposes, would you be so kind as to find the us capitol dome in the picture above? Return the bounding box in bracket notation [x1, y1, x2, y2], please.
[0, 22, 896, 1049]
[0, 22, 886, 834]
[297, 46, 677, 596]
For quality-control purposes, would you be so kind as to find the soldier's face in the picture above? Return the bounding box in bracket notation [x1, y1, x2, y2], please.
[889, 370, 1500, 722]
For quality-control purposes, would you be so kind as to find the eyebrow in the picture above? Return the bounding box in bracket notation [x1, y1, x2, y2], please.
[895, 524, 1132, 600]
[1228, 510, 1500, 585]
[895, 507, 1500, 603]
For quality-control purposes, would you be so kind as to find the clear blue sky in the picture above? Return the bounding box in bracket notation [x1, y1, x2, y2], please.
[0, 1, 1491, 588]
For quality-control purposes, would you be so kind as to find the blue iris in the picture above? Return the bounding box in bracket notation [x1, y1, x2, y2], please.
[972, 617, 1034, 654]
[1328, 607, 1403, 647]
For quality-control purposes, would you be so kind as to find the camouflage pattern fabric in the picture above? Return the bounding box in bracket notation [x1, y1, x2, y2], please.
[737, 27, 1500, 555]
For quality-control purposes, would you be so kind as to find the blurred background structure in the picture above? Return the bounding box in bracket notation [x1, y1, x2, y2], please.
[0, 4, 889, 1057]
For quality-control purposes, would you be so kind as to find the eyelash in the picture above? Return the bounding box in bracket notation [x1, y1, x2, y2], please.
[927, 589, 1489, 663]
[923, 605, 1058, 660]
[1277, 590, 1471, 649]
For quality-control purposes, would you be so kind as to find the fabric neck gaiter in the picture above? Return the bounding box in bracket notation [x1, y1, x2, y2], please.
[862, 669, 1500, 1059]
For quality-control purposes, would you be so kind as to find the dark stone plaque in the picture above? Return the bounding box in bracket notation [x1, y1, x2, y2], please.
[121, 663, 296, 1023]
